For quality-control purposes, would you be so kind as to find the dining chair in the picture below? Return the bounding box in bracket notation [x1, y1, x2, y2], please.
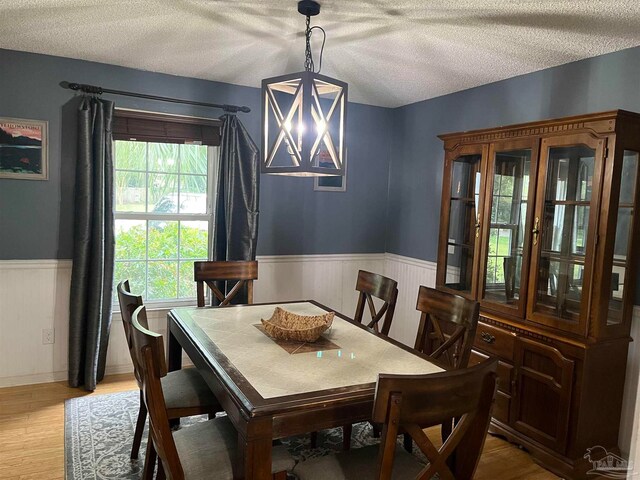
[293, 358, 497, 480]
[353, 270, 398, 336]
[413, 285, 480, 369]
[130, 305, 295, 480]
[116, 281, 222, 468]
[316, 270, 399, 451]
[403, 285, 481, 452]
[194, 260, 258, 307]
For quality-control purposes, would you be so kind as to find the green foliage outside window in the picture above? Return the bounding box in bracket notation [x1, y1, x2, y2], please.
[114, 221, 208, 302]
[113, 140, 212, 304]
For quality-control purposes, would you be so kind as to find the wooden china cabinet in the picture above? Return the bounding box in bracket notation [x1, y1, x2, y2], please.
[436, 110, 640, 479]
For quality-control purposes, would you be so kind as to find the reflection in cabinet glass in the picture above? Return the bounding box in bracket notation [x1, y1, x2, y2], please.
[483, 149, 531, 307]
[608, 150, 639, 324]
[536, 145, 595, 323]
[445, 154, 482, 293]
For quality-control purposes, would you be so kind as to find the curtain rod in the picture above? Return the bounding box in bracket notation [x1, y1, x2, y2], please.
[59, 81, 251, 113]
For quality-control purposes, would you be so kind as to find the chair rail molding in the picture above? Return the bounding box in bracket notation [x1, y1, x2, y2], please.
[0, 259, 72, 270]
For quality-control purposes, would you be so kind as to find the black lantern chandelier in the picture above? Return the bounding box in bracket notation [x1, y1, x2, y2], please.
[261, 0, 347, 176]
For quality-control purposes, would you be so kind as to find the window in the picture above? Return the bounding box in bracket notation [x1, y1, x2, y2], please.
[112, 112, 220, 304]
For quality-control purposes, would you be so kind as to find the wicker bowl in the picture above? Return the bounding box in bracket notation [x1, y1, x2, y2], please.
[261, 307, 335, 342]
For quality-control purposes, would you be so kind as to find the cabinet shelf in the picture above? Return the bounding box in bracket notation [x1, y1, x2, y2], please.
[538, 252, 586, 264]
[449, 196, 476, 203]
[446, 241, 472, 249]
[543, 200, 591, 206]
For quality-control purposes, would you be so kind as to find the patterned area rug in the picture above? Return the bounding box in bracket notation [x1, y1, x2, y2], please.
[65, 390, 425, 480]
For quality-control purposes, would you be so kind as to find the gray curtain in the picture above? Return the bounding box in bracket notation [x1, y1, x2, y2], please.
[213, 114, 260, 303]
[68, 97, 115, 391]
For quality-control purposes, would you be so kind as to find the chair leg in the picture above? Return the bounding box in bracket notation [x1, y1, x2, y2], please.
[442, 417, 457, 471]
[310, 431, 318, 448]
[403, 432, 413, 453]
[143, 438, 157, 480]
[156, 461, 166, 480]
[272, 472, 287, 480]
[342, 424, 352, 451]
[441, 418, 453, 444]
[131, 390, 147, 460]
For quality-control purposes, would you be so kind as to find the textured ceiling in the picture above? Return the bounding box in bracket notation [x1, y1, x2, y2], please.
[1, 1, 640, 107]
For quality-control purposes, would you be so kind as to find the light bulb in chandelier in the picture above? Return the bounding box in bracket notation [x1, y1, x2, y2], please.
[284, 120, 306, 135]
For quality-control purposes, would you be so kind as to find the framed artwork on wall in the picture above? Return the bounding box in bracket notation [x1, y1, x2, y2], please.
[0, 117, 48, 180]
[314, 149, 347, 192]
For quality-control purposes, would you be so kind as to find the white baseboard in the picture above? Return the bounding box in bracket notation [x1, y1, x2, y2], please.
[104, 364, 135, 377]
[0, 363, 194, 389]
[0, 371, 69, 388]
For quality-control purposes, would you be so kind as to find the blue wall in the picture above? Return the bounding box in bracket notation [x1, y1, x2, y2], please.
[0, 48, 392, 259]
[386, 46, 640, 261]
[4, 46, 640, 262]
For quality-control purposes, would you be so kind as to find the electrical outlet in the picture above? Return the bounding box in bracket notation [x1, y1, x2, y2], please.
[42, 328, 55, 345]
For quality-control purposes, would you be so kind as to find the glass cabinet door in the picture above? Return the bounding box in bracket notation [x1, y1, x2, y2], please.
[603, 150, 639, 327]
[592, 149, 640, 330]
[438, 146, 487, 297]
[527, 135, 605, 334]
[479, 140, 538, 317]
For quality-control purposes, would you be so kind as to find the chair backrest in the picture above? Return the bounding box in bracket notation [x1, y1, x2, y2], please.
[413, 286, 479, 369]
[372, 359, 497, 480]
[353, 270, 398, 336]
[130, 305, 185, 479]
[194, 260, 258, 307]
[116, 280, 146, 387]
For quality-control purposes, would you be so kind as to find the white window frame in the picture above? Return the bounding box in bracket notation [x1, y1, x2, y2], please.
[113, 140, 218, 308]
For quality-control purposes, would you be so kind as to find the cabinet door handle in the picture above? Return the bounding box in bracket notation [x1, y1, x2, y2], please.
[480, 332, 496, 344]
[532, 216, 540, 246]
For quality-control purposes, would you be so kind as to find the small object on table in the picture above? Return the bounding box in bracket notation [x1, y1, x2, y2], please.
[261, 307, 334, 342]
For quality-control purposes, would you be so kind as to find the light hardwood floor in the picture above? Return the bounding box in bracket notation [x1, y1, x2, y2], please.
[0, 373, 558, 479]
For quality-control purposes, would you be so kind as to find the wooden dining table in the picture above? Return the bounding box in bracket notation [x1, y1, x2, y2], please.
[166, 300, 444, 480]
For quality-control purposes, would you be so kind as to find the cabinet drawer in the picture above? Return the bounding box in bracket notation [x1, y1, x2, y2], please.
[474, 321, 516, 361]
[469, 349, 488, 366]
[469, 349, 514, 394]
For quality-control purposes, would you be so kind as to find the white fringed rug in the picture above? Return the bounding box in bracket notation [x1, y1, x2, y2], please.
[64, 390, 393, 480]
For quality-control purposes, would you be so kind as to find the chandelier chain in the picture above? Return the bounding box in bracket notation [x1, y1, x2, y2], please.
[304, 15, 314, 72]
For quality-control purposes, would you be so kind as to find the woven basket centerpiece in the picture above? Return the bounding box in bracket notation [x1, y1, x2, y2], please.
[261, 307, 335, 342]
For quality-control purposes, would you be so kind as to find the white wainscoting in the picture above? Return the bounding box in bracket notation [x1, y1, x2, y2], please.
[253, 253, 385, 316]
[383, 253, 438, 346]
[0, 260, 72, 386]
[0, 254, 384, 387]
[1, 254, 639, 467]
[620, 306, 640, 463]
